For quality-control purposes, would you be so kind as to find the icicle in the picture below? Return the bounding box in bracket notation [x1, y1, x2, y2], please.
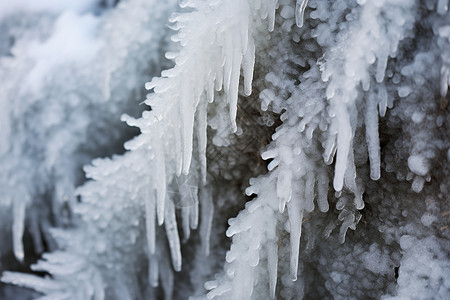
[378, 85, 388, 117]
[29, 210, 44, 255]
[155, 143, 166, 225]
[223, 31, 234, 94]
[149, 258, 159, 288]
[196, 99, 208, 184]
[178, 175, 193, 241]
[182, 207, 191, 241]
[180, 79, 195, 175]
[200, 186, 214, 256]
[267, 159, 279, 171]
[215, 60, 224, 92]
[184, 170, 199, 232]
[206, 76, 215, 104]
[13, 196, 26, 262]
[344, 150, 364, 210]
[305, 124, 315, 139]
[339, 210, 355, 244]
[228, 32, 243, 133]
[287, 195, 303, 281]
[295, 0, 309, 28]
[190, 189, 199, 230]
[239, 7, 249, 56]
[440, 66, 449, 97]
[376, 54, 388, 83]
[366, 93, 381, 180]
[317, 169, 329, 212]
[277, 168, 292, 213]
[333, 106, 352, 192]
[261, 148, 278, 160]
[323, 135, 337, 165]
[412, 176, 425, 193]
[164, 200, 182, 272]
[174, 112, 183, 177]
[266, 216, 278, 299]
[242, 37, 255, 96]
[145, 194, 156, 254]
[267, 0, 276, 31]
[267, 241, 278, 298]
[259, 0, 269, 20]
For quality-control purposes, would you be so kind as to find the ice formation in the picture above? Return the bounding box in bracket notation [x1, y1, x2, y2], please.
[0, 0, 449, 299]
[0, 0, 177, 295]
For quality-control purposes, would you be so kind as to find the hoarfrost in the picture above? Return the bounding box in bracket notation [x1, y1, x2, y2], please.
[1, 0, 449, 299]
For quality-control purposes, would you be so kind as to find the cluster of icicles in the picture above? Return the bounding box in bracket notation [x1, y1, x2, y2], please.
[124, 0, 316, 294]
[205, 0, 421, 297]
[123, 0, 287, 287]
[3, 0, 448, 298]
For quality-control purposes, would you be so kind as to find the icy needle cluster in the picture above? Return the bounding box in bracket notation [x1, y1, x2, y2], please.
[0, 0, 176, 265]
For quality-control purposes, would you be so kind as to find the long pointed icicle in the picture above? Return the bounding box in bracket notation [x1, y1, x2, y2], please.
[196, 99, 208, 185]
[181, 79, 195, 175]
[333, 106, 352, 192]
[12, 196, 26, 262]
[200, 186, 213, 256]
[148, 257, 159, 288]
[189, 182, 199, 230]
[155, 143, 167, 225]
[295, 0, 309, 28]
[179, 176, 192, 241]
[165, 200, 182, 272]
[287, 195, 303, 281]
[145, 192, 156, 254]
[228, 32, 244, 133]
[317, 168, 330, 212]
[242, 37, 255, 96]
[366, 92, 381, 180]
[267, 228, 278, 298]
